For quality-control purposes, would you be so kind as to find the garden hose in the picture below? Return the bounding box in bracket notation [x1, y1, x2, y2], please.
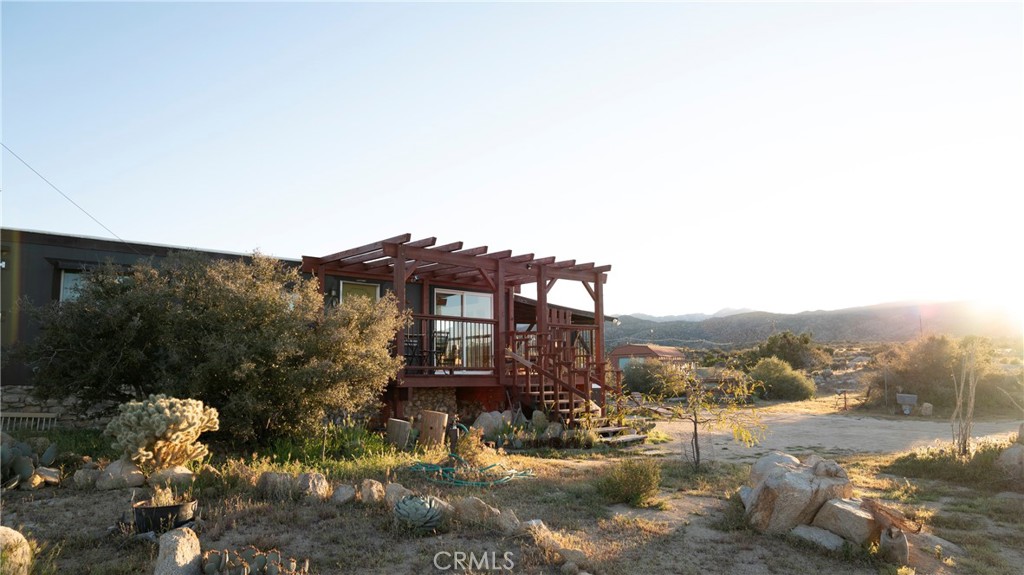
[407, 453, 534, 487]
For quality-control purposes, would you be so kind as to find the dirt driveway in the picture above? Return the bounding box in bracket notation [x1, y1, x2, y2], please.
[646, 411, 1021, 462]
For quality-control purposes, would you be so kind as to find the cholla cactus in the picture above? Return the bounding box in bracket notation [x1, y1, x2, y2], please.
[104, 394, 219, 469]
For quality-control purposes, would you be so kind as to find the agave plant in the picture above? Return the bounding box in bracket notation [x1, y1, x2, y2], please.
[393, 495, 446, 533]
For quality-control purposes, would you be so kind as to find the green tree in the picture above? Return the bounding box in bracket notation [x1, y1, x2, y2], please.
[17, 253, 409, 444]
[749, 356, 816, 400]
[750, 331, 830, 371]
[665, 368, 763, 470]
[951, 336, 992, 457]
[622, 359, 686, 396]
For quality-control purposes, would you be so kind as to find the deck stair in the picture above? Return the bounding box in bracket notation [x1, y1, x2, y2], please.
[506, 342, 613, 425]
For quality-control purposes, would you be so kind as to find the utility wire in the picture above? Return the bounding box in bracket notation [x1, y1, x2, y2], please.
[2, 142, 144, 256]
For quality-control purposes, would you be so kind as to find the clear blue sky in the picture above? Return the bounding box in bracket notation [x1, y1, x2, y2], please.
[3, 1, 1021, 320]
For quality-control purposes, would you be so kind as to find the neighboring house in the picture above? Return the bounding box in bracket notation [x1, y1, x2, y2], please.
[302, 233, 618, 424]
[608, 343, 691, 370]
[0, 228, 296, 389]
[2, 229, 619, 426]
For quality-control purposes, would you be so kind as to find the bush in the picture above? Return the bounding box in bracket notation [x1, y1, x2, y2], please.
[598, 458, 661, 506]
[749, 356, 815, 400]
[622, 359, 685, 396]
[17, 253, 409, 445]
[883, 439, 1019, 492]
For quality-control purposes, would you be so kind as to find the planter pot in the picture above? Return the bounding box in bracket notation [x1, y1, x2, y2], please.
[132, 499, 197, 533]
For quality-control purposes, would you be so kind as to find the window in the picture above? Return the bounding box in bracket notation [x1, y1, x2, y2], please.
[341, 281, 379, 303]
[59, 270, 86, 302]
[434, 289, 493, 370]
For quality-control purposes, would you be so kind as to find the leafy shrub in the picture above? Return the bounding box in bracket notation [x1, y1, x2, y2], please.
[749, 356, 815, 400]
[104, 394, 219, 468]
[598, 458, 661, 506]
[883, 439, 1019, 491]
[622, 359, 685, 396]
[18, 253, 409, 445]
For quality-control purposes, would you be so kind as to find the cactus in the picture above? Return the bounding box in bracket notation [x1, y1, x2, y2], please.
[104, 394, 219, 469]
[201, 546, 309, 575]
[393, 494, 445, 533]
[0, 437, 62, 490]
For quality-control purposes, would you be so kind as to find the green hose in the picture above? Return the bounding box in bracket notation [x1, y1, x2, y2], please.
[407, 453, 534, 487]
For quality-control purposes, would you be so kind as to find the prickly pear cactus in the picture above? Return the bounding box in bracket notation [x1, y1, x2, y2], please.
[202, 546, 309, 575]
[104, 394, 219, 469]
[393, 494, 445, 532]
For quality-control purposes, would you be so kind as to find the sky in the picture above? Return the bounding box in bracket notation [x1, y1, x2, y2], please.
[2, 1, 1022, 320]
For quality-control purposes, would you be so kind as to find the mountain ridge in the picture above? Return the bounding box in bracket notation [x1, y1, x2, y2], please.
[606, 300, 1021, 349]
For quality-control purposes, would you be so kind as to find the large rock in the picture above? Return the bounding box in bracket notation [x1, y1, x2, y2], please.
[295, 472, 331, 501]
[153, 527, 201, 575]
[35, 467, 61, 486]
[471, 412, 502, 437]
[95, 459, 146, 490]
[360, 479, 385, 504]
[531, 410, 549, 432]
[453, 496, 500, 524]
[331, 484, 356, 505]
[790, 525, 846, 552]
[0, 526, 32, 575]
[919, 403, 933, 417]
[74, 468, 101, 489]
[811, 498, 878, 545]
[542, 422, 564, 441]
[996, 444, 1024, 480]
[493, 507, 521, 535]
[749, 451, 801, 485]
[743, 453, 853, 534]
[256, 472, 295, 501]
[385, 482, 414, 508]
[878, 527, 910, 565]
[149, 466, 195, 490]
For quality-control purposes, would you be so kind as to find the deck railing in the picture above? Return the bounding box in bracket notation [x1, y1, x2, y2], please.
[402, 314, 497, 375]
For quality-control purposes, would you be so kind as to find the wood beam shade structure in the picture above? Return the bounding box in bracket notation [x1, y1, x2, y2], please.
[301, 234, 611, 394]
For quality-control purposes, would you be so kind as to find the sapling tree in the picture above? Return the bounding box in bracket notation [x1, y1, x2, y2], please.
[661, 367, 764, 470]
[950, 336, 992, 457]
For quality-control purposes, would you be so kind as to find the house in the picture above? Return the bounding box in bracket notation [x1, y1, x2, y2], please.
[1, 229, 620, 427]
[302, 233, 620, 424]
[608, 343, 691, 370]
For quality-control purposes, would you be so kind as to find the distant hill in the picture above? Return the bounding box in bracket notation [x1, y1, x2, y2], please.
[629, 308, 754, 322]
[607, 301, 1022, 350]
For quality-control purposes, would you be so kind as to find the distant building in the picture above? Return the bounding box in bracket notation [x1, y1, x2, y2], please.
[608, 343, 690, 370]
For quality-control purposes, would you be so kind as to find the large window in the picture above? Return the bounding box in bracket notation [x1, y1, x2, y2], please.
[434, 289, 493, 370]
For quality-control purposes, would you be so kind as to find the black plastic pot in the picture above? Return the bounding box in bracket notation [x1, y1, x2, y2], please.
[132, 499, 197, 533]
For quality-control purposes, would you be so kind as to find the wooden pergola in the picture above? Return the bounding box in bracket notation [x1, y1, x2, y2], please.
[300, 233, 612, 394]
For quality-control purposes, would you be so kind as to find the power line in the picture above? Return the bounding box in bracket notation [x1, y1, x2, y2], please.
[2, 142, 143, 256]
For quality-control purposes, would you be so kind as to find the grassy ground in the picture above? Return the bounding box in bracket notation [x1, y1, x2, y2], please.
[3, 418, 1023, 574]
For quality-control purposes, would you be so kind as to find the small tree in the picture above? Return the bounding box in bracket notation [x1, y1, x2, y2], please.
[950, 336, 991, 457]
[622, 359, 684, 396]
[664, 367, 764, 470]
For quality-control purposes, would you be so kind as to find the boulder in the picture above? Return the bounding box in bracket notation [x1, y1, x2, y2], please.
[749, 451, 801, 485]
[811, 498, 878, 545]
[153, 527, 201, 575]
[360, 479, 385, 504]
[453, 496, 500, 524]
[35, 467, 61, 486]
[919, 403, 933, 417]
[878, 527, 910, 565]
[385, 482, 414, 508]
[295, 472, 331, 501]
[73, 468, 101, 489]
[531, 410, 549, 432]
[19, 474, 45, 490]
[149, 466, 195, 490]
[331, 484, 356, 505]
[790, 525, 846, 552]
[543, 422, 564, 441]
[908, 531, 966, 560]
[744, 453, 853, 534]
[0, 526, 32, 575]
[501, 410, 513, 425]
[996, 444, 1024, 480]
[471, 412, 501, 437]
[255, 472, 295, 501]
[493, 507, 520, 535]
[95, 459, 146, 490]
